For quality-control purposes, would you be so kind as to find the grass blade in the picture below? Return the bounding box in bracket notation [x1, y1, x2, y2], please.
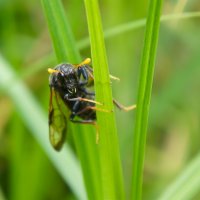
[158, 154, 200, 200]
[84, 0, 125, 199]
[41, 0, 102, 199]
[41, 0, 80, 62]
[21, 11, 200, 79]
[0, 187, 6, 200]
[0, 54, 86, 200]
[131, 0, 163, 199]
[77, 11, 200, 49]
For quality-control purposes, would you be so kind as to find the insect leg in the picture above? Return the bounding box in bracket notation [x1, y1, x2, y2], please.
[82, 65, 94, 79]
[74, 58, 94, 82]
[68, 97, 103, 106]
[78, 66, 89, 85]
[113, 99, 136, 111]
[78, 66, 88, 80]
[70, 104, 111, 143]
[69, 113, 99, 143]
[75, 58, 119, 81]
[84, 65, 119, 81]
[109, 74, 120, 81]
[76, 106, 111, 116]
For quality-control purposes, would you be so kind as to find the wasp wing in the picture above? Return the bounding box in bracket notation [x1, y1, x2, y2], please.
[84, 65, 94, 86]
[49, 88, 67, 151]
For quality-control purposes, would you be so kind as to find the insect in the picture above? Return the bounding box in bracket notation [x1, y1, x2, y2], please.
[48, 58, 136, 151]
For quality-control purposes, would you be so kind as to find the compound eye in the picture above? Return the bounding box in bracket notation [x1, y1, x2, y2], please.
[57, 72, 66, 82]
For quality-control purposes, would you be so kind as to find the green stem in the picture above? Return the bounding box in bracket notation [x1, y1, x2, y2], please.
[84, 0, 125, 199]
[158, 154, 200, 200]
[131, 0, 163, 199]
[41, 0, 80, 62]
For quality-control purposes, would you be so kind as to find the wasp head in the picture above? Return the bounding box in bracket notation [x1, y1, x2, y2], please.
[48, 64, 78, 96]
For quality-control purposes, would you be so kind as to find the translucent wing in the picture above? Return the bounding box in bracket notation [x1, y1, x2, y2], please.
[49, 88, 67, 151]
[84, 65, 94, 86]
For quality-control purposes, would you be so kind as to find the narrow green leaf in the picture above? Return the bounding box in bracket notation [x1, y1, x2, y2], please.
[41, 0, 80, 62]
[73, 11, 200, 50]
[0, 187, 6, 200]
[131, 0, 163, 199]
[0, 54, 86, 200]
[41, 0, 102, 199]
[84, 0, 125, 199]
[158, 154, 200, 200]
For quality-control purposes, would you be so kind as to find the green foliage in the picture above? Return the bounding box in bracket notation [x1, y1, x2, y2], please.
[41, 0, 80, 62]
[0, 0, 200, 200]
[0, 54, 86, 200]
[84, 0, 125, 199]
[131, 0, 163, 199]
[158, 154, 200, 200]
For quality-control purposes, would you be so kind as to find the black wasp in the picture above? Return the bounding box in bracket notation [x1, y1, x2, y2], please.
[48, 58, 136, 151]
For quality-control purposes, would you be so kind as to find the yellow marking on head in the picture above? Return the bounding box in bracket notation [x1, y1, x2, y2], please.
[75, 58, 91, 68]
[48, 68, 60, 74]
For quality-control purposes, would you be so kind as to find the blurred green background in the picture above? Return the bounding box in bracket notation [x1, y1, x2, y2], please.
[0, 0, 200, 199]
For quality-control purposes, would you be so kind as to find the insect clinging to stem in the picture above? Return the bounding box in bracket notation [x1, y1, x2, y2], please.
[48, 58, 136, 151]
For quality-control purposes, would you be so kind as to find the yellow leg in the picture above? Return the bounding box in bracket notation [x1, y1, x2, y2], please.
[94, 123, 99, 144]
[109, 74, 120, 81]
[68, 97, 103, 106]
[76, 106, 112, 116]
[113, 99, 136, 111]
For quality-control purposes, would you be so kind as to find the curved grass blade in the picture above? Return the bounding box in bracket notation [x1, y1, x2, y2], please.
[77, 11, 200, 49]
[0, 54, 86, 200]
[0, 187, 6, 200]
[158, 154, 200, 200]
[41, 0, 80, 62]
